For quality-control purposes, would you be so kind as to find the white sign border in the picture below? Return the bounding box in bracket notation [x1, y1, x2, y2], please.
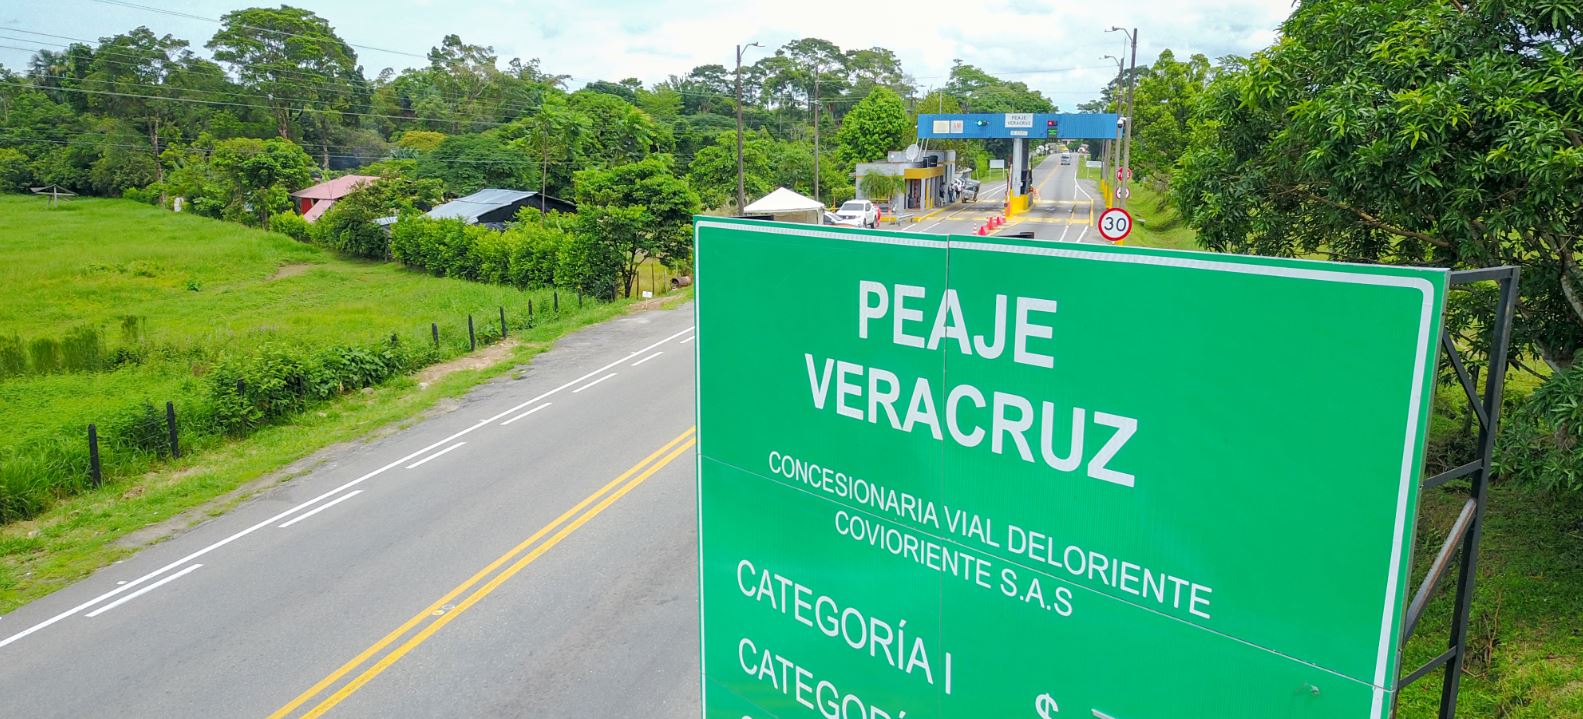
[693, 219, 1441, 719]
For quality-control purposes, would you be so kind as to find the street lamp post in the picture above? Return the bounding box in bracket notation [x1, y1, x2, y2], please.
[1103, 53, 1125, 209]
[1108, 26, 1139, 210]
[735, 42, 762, 213]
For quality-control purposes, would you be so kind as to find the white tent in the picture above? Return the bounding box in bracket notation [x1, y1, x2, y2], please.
[742, 187, 825, 224]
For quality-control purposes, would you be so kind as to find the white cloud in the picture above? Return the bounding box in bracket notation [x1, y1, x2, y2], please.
[1, 0, 1294, 105]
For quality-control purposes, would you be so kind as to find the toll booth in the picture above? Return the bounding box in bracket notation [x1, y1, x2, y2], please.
[917, 113, 1121, 216]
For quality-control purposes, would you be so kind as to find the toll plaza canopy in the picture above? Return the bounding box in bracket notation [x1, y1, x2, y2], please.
[917, 112, 1121, 140]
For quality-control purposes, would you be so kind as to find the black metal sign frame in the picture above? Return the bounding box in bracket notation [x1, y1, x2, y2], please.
[1394, 266, 1519, 717]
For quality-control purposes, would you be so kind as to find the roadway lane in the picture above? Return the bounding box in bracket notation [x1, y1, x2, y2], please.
[0, 305, 700, 718]
[905, 153, 1105, 243]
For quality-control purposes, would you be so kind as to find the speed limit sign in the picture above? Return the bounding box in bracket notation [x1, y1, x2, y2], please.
[1097, 207, 1132, 242]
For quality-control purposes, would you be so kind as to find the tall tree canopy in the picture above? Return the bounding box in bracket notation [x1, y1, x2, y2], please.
[207, 4, 365, 158]
[1173, 0, 1582, 487]
[835, 87, 910, 165]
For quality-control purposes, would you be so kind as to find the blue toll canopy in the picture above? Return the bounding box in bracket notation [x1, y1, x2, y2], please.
[917, 113, 1121, 140]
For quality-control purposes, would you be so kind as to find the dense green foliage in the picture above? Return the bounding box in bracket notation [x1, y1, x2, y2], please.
[572, 157, 701, 298]
[834, 87, 910, 165]
[1171, 0, 1582, 488]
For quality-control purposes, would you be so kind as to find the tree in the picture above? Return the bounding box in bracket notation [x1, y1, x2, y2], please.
[572, 157, 700, 298]
[0, 148, 31, 191]
[500, 94, 586, 204]
[1171, 0, 1582, 487]
[417, 132, 532, 197]
[859, 172, 903, 204]
[83, 28, 188, 184]
[395, 130, 446, 154]
[569, 90, 666, 168]
[1126, 50, 1212, 191]
[687, 130, 773, 209]
[314, 187, 387, 258]
[944, 61, 1054, 114]
[835, 87, 909, 165]
[208, 137, 316, 225]
[207, 4, 364, 162]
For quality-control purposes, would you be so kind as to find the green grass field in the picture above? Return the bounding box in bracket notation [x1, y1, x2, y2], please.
[0, 193, 688, 610]
[0, 195, 637, 522]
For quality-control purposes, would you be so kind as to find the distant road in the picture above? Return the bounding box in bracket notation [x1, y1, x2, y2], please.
[906, 153, 1104, 242]
[0, 306, 700, 718]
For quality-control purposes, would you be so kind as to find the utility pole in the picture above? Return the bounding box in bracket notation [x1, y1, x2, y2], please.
[1123, 27, 1138, 211]
[735, 42, 761, 213]
[813, 68, 821, 205]
[1108, 26, 1139, 210]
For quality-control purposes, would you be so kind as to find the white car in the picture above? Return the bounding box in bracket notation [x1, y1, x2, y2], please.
[832, 200, 880, 229]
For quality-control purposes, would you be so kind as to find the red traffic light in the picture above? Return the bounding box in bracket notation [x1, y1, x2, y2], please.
[1046, 120, 1056, 127]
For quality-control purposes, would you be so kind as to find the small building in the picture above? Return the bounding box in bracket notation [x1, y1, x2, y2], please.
[426, 188, 576, 228]
[290, 175, 378, 223]
[741, 187, 826, 225]
[854, 149, 958, 214]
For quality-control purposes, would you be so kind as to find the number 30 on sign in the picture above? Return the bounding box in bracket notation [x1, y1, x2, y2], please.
[1097, 207, 1132, 242]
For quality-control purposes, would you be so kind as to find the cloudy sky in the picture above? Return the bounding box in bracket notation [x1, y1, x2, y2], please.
[0, 0, 1294, 106]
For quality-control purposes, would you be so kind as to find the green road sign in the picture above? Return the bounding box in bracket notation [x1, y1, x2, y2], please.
[695, 218, 1447, 719]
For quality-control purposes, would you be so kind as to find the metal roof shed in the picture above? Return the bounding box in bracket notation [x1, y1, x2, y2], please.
[426, 189, 576, 226]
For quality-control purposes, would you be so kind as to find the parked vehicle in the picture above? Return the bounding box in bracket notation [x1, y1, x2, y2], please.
[833, 200, 880, 229]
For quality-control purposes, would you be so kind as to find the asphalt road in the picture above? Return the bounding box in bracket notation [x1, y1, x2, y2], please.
[0, 306, 700, 718]
[904, 153, 1104, 242]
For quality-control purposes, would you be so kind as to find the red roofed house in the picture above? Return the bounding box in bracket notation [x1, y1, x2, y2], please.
[290, 175, 378, 223]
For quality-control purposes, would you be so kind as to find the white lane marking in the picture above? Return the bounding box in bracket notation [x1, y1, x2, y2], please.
[499, 403, 551, 426]
[479, 326, 695, 424]
[680, 336, 695, 344]
[1056, 220, 1072, 243]
[278, 491, 363, 528]
[572, 373, 617, 393]
[632, 351, 663, 366]
[0, 323, 696, 651]
[405, 442, 466, 469]
[84, 565, 202, 618]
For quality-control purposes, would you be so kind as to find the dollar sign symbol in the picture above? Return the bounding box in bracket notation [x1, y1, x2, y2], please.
[1035, 693, 1060, 718]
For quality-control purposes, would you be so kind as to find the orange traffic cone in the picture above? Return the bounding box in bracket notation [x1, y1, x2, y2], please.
[977, 224, 988, 236]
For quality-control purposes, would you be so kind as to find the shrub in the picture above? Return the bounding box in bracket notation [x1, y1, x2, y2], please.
[59, 326, 104, 372]
[1497, 365, 1583, 491]
[120, 186, 161, 205]
[317, 199, 388, 259]
[28, 337, 61, 374]
[269, 211, 312, 243]
[107, 401, 170, 458]
[0, 147, 31, 192]
[207, 340, 424, 435]
[0, 336, 25, 378]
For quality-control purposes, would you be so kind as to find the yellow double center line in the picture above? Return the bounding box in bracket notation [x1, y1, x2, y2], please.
[269, 426, 698, 719]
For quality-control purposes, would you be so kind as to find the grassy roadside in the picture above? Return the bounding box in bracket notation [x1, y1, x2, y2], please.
[1073, 164, 1198, 251]
[0, 279, 692, 617]
[1397, 480, 1583, 717]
